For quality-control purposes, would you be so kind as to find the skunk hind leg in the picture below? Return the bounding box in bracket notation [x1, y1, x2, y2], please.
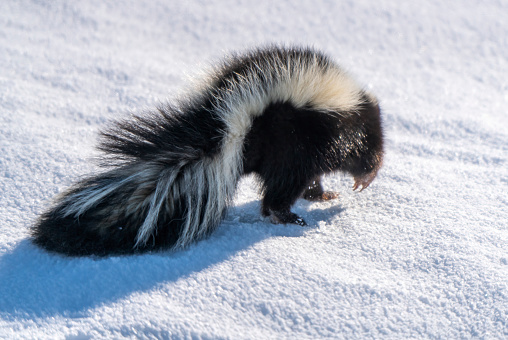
[265, 207, 307, 226]
[260, 176, 340, 227]
[260, 175, 312, 227]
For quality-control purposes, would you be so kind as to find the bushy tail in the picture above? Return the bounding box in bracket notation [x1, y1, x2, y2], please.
[32, 148, 238, 256]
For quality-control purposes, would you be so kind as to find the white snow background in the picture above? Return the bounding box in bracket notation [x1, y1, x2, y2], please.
[1, 0, 507, 338]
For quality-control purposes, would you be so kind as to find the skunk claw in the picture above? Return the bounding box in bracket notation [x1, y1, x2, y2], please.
[353, 171, 378, 192]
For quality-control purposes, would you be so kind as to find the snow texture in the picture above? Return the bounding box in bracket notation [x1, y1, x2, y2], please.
[1, 0, 507, 338]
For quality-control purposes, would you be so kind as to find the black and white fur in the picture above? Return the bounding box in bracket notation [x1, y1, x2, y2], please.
[32, 46, 384, 256]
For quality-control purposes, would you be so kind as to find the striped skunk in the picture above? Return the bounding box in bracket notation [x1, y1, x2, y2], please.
[32, 46, 384, 256]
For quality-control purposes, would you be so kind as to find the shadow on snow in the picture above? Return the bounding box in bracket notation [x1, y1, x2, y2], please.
[0, 199, 344, 318]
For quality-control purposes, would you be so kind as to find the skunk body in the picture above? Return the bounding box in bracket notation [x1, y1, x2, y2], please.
[33, 46, 384, 256]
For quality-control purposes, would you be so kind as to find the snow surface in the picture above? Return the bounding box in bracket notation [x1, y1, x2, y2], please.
[1, 0, 507, 338]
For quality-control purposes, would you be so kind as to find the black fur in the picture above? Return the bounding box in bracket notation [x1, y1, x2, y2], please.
[243, 98, 383, 225]
[98, 100, 226, 165]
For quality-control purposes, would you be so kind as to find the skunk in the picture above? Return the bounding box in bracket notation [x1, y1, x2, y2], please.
[32, 46, 384, 256]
